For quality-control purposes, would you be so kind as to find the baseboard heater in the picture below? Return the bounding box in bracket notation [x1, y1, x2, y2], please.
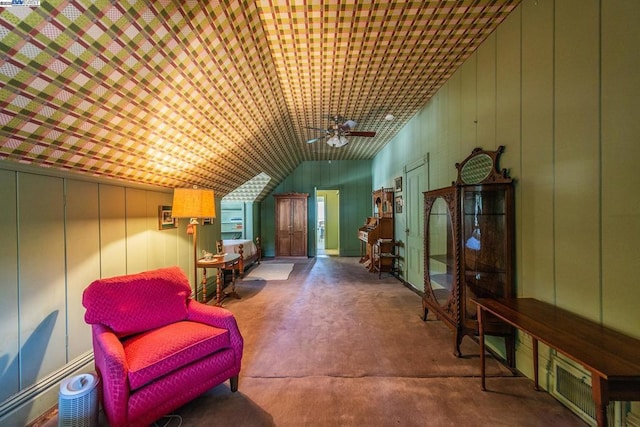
[550, 354, 624, 426]
[0, 351, 94, 419]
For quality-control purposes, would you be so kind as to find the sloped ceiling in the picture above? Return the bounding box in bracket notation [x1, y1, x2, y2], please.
[0, 1, 519, 199]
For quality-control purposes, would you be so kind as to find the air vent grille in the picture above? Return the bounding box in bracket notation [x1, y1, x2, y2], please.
[551, 355, 622, 426]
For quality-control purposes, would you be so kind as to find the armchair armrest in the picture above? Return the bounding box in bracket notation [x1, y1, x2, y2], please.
[91, 324, 130, 427]
[187, 301, 244, 362]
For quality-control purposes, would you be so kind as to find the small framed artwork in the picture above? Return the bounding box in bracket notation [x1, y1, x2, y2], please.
[394, 176, 402, 192]
[395, 196, 403, 213]
[158, 205, 177, 230]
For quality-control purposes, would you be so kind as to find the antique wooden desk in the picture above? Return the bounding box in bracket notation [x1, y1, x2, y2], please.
[196, 253, 241, 305]
[474, 297, 640, 427]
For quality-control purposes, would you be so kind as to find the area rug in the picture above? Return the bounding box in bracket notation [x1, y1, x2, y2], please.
[243, 263, 294, 281]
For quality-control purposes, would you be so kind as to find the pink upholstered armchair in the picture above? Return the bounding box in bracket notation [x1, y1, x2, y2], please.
[82, 266, 243, 427]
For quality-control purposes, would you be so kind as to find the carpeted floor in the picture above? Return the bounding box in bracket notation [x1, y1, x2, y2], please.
[32, 256, 587, 427]
[169, 257, 586, 427]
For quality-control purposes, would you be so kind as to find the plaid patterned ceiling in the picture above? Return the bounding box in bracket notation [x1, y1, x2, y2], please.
[0, 0, 519, 199]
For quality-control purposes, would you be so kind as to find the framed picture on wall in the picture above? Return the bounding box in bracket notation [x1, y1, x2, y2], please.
[394, 176, 402, 192]
[395, 196, 403, 213]
[158, 205, 177, 230]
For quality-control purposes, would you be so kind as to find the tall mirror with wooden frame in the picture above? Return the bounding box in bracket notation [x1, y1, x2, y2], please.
[423, 187, 459, 327]
[423, 146, 515, 365]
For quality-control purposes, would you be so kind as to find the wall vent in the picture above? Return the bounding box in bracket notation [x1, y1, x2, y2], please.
[550, 354, 623, 426]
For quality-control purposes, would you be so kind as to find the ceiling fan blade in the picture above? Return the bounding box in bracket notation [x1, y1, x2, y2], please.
[346, 131, 376, 137]
[306, 126, 328, 132]
[341, 119, 358, 130]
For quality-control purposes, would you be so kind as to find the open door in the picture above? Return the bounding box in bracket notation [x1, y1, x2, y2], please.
[316, 189, 340, 256]
[405, 158, 428, 289]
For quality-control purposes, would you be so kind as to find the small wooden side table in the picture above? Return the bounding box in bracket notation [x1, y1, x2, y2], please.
[196, 253, 241, 306]
[373, 239, 400, 278]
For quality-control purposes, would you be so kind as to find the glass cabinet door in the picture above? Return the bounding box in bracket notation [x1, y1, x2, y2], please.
[462, 185, 512, 319]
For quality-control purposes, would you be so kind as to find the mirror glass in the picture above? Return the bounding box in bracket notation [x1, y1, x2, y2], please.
[427, 197, 453, 305]
[460, 153, 493, 184]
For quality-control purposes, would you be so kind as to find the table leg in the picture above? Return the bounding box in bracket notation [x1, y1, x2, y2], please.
[477, 304, 486, 391]
[533, 338, 539, 391]
[201, 268, 207, 303]
[238, 245, 245, 277]
[591, 376, 609, 427]
[227, 261, 241, 300]
[216, 267, 223, 306]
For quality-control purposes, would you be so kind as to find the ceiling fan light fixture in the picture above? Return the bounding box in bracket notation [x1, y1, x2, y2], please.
[327, 135, 348, 148]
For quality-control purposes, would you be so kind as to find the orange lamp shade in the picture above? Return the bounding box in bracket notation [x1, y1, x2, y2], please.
[171, 188, 216, 219]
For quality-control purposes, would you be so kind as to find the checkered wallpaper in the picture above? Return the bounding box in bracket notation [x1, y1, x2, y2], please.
[0, 1, 519, 199]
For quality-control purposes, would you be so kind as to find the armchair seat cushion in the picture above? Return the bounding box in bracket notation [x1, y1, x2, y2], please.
[124, 321, 230, 391]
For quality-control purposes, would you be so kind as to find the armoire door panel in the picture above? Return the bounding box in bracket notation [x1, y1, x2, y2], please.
[274, 193, 308, 257]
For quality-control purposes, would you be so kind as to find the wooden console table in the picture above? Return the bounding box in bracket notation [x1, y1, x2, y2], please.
[474, 297, 640, 427]
[196, 253, 241, 306]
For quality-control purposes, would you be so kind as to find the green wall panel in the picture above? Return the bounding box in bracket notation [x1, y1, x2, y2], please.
[65, 179, 100, 360]
[554, 0, 601, 319]
[600, 0, 640, 336]
[99, 185, 127, 278]
[18, 173, 66, 385]
[0, 169, 19, 401]
[521, 0, 555, 301]
[126, 187, 150, 274]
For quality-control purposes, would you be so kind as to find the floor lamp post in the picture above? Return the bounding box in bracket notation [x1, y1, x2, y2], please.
[171, 187, 216, 301]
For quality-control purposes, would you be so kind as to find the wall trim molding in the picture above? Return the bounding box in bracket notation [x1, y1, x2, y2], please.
[0, 160, 171, 193]
[0, 352, 94, 423]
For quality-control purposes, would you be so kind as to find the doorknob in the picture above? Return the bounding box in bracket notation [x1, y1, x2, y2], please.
[405, 228, 410, 233]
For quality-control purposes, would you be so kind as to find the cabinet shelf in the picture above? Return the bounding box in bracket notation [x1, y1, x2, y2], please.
[430, 273, 453, 290]
[464, 268, 507, 275]
[429, 254, 453, 264]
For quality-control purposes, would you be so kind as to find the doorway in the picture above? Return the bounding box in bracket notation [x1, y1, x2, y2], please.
[316, 189, 340, 256]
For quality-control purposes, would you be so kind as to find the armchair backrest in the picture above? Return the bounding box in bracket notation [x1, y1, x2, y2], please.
[83, 266, 192, 337]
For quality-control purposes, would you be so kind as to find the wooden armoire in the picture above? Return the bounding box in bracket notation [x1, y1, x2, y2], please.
[274, 193, 308, 257]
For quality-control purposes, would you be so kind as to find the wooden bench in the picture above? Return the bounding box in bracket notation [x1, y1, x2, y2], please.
[473, 297, 640, 427]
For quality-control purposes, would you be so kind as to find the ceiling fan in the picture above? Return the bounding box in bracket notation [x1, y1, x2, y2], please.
[306, 115, 376, 148]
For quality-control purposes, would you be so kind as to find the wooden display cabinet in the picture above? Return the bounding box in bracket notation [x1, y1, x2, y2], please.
[422, 147, 515, 364]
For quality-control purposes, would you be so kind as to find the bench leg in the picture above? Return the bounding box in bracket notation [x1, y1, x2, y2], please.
[533, 338, 539, 391]
[591, 376, 609, 427]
